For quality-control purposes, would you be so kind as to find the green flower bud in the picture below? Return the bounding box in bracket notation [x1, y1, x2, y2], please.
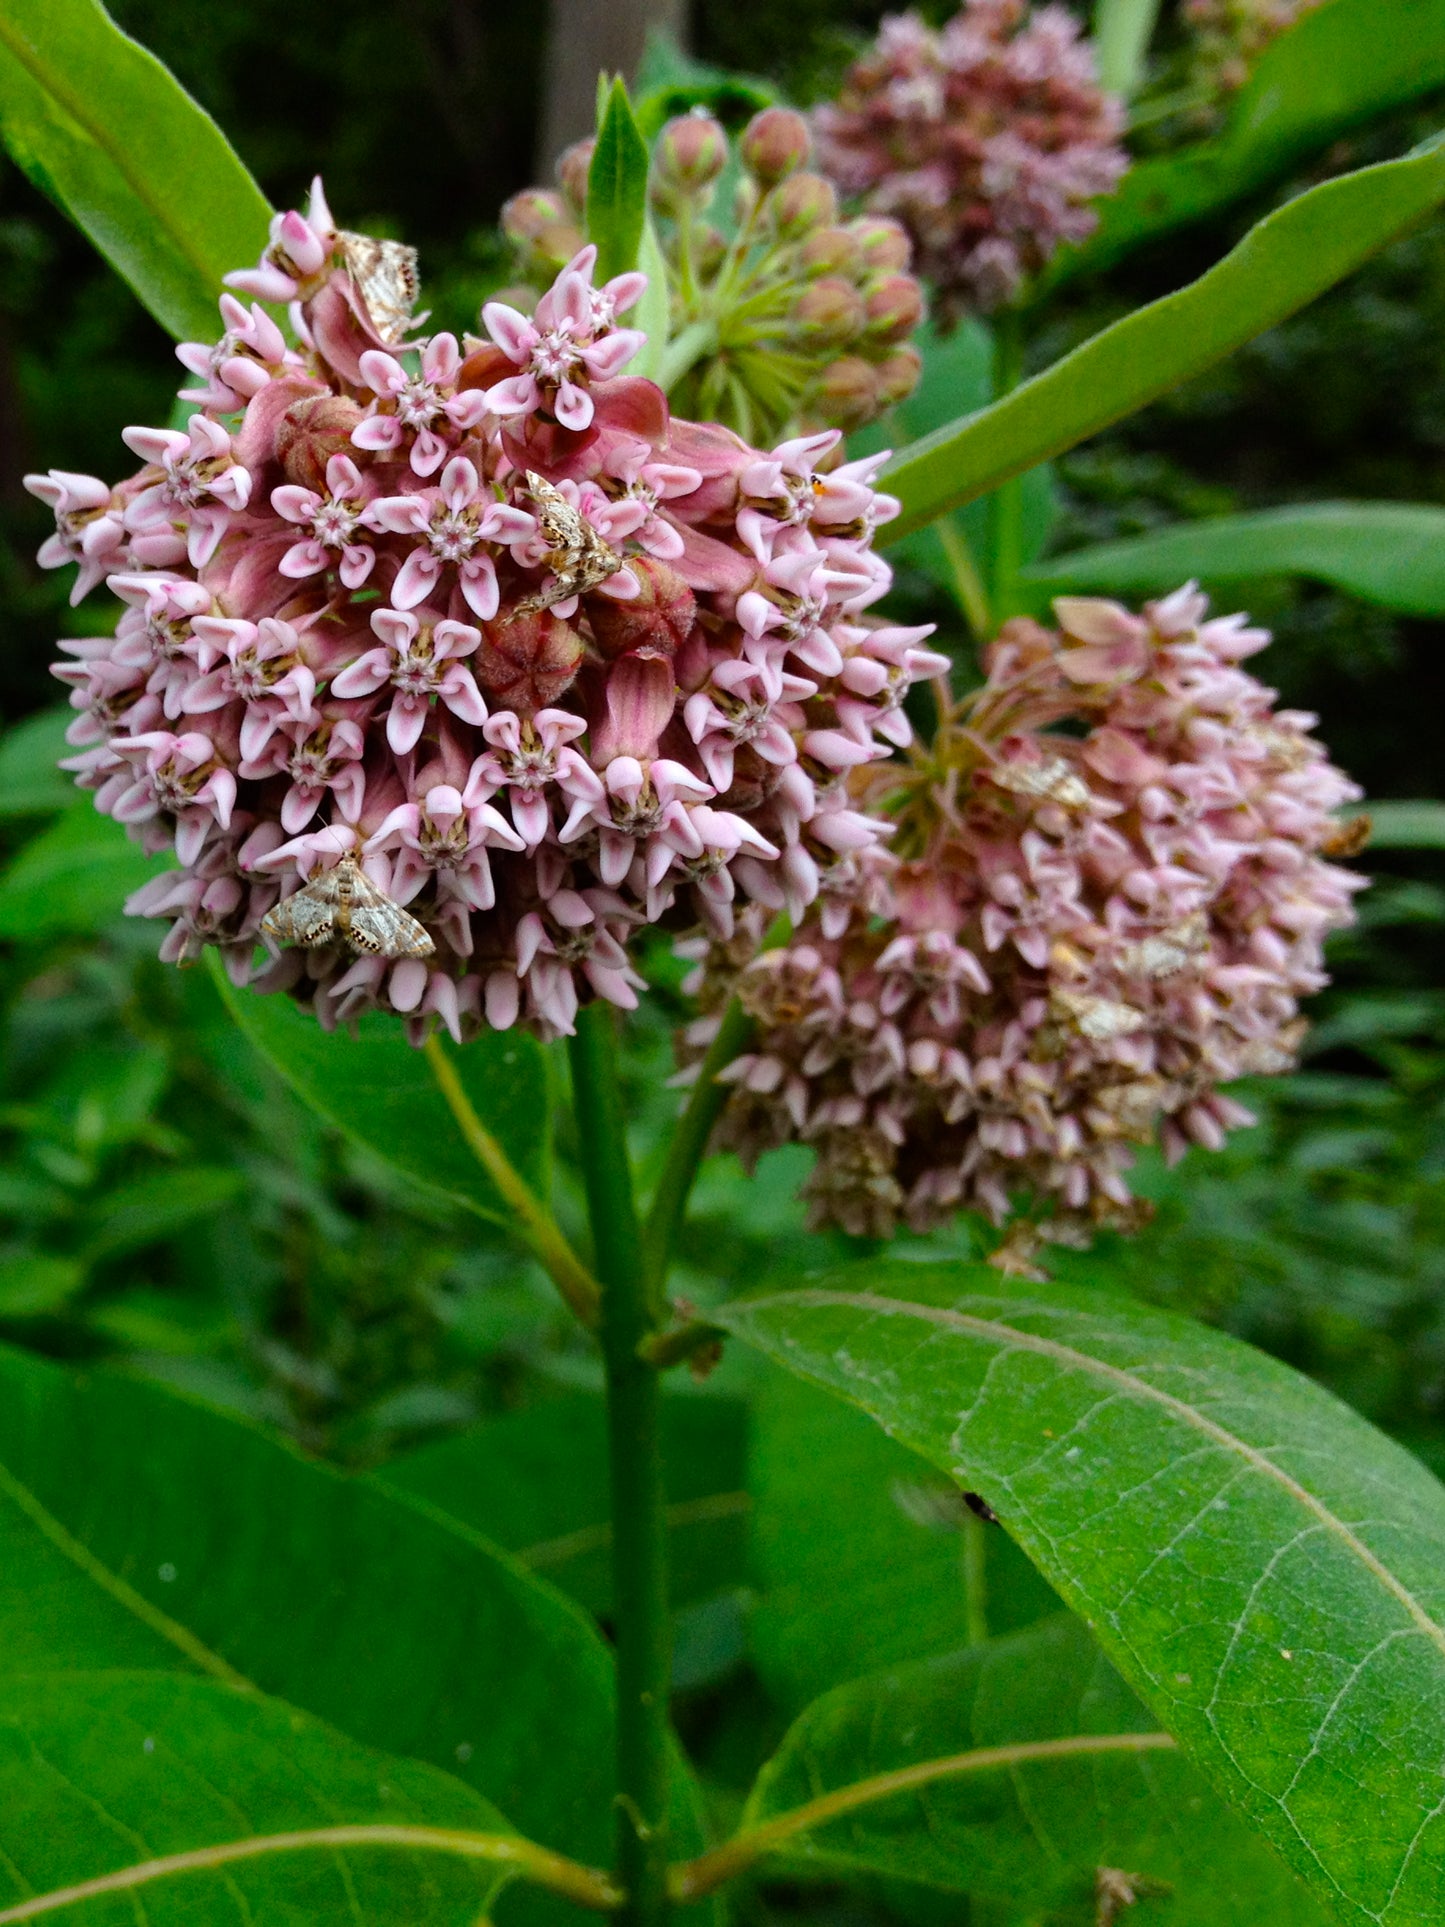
[556, 137, 595, 217]
[655, 111, 728, 195]
[799, 225, 864, 277]
[739, 107, 812, 187]
[863, 273, 925, 345]
[874, 344, 923, 407]
[814, 354, 881, 427]
[766, 171, 838, 240]
[849, 215, 913, 273]
[790, 275, 867, 349]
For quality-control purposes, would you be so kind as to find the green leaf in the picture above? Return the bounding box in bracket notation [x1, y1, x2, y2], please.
[0, 0, 272, 341]
[881, 137, 1445, 542]
[587, 76, 650, 283]
[379, 1387, 748, 1618]
[0, 1250, 85, 1318]
[0, 1343, 657, 1874]
[1020, 503, 1445, 615]
[0, 707, 74, 817]
[743, 1615, 1329, 1921]
[748, 1371, 1057, 1712]
[630, 217, 673, 383]
[1093, 0, 1161, 98]
[0, 805, 167, 941]
[0, 1670, 519, 1925]
[1361, 801, 1445, 849]
[212, 961, 551, 1226]
[1056, 0, 1445, 289]
[714, 1263, 1445, 1924]
[77, 1166, 244, 1264]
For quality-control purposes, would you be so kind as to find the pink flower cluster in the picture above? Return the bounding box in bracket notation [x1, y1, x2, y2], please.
[1182, 0, 1322, 97]
[30, 181, 944, 1044]
[813, 0, 1128, 316]
[685, 588, 1363, 1242]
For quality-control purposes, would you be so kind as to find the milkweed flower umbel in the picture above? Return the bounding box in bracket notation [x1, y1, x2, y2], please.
[682, 588, 1364, 1244]
[812, 0, 1128, 318]
[29, 180, 942, 1044]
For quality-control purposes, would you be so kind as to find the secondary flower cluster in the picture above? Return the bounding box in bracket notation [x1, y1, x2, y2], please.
[503, 107, 925, 443]
[1182, 0, 1322, 99]
[31, 180, 944, 1043]
[683, 587, 1363, 1242]
[813, 0, 1128, 317]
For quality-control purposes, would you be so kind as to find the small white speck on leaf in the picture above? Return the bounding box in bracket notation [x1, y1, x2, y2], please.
[1174, 1673, 1192, 1685]
[142, 1736, 155, 1754]
[455, 1742, 474, 1763]
[157, 1562, 177, 1583]
[1280, 1649, 1293, 1660]
[1064, 1446, 1081, 1460]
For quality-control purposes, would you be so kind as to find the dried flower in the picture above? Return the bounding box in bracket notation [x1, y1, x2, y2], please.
[30, 179, 941, 1046]
[813, 1, 1129, 318]
[683, 587, 1364, 1243]
[502, 111, 926, 443]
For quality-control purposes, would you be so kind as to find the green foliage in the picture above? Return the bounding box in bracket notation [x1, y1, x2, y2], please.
[0, 1671, 517, 1924]
[746, 1616, 1329, 1920]
[0, 0, 271, 340]
[0, 802, 166, 941]
[215, 963, 551, 1228]
[715, 1265, 1445, 1923]
[587, 77, 651, 284]
[882, 137, 1445, 539]
[1021, 502, 1445, 616]
[1059, 0, 1445, 287]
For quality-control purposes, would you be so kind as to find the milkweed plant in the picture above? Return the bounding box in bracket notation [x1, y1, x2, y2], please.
[5, 0, 1445, 1924]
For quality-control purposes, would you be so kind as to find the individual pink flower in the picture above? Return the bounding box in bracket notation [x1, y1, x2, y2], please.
[182, 616, 319, 761]
[482, 246, 646, 431]
[121, 415, 251, 567]
[331, 610, 489, 753]
[351, 334, 488, 476]
[24, 470, 131, 601]
[364, 458, 535, 618]
[177, 293, 297, 411]
[272, 454, 378, 588]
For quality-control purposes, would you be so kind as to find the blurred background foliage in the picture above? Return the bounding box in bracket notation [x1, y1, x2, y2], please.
[0, 5, 1442, 1885]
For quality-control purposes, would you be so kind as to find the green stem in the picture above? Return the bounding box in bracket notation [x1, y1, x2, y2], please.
[1092, 0, 1162, 98]
[642, 998, 754, 1293]
[934, 514, 992, 642]
[989, 311, 1026, 621]
[568, 1005, 672, 1927]
[657, 316, 718, 394]
[424, 1035, 601, 1329]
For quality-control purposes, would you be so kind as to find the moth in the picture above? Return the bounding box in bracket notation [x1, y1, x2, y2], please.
[517, 471, 623, 614]
[261, 854, 434, 959]
[338, 231, 421, 345]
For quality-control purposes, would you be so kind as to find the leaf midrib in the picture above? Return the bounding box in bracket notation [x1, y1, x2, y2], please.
[0, 1458, 252, 1690]
[0, 9, 245, 317]
[739, 1289, 1445, 1662]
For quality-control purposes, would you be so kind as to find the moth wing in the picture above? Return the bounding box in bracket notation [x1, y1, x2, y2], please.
[339, 231, 420, 343]
[262, 885, 337, 949]
[347, 897, 435, 959]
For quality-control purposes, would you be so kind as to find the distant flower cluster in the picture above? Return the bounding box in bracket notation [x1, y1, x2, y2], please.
[813, 0, 1128, 317]
[30, 181, 943, 1043]
[1182, 0, 1322, 99]
[503, 105, 925, 444]
[682, 588, 1363, 1243]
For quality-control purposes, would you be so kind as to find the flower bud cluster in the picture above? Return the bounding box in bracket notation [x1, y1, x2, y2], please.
[812, 0, 1129, 318]
[683, 588, 1363, 1242]
[30, 179, 944, 1044]
[502, 107, 926, 444]
[1181, 0, 1322, 99]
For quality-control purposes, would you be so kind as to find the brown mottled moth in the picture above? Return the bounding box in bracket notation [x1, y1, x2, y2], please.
[261, 854, 434, 959]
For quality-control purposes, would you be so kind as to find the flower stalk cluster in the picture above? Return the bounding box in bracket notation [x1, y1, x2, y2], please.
[683, 587, 1363, 1245]
[812, 0, 1129, 319]
[31, 180, 943, 1045]
[503, 107, 926, 444]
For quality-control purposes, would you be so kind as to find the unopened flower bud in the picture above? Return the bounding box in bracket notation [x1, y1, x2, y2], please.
[655, 111, 728, 194]
[874, 345, 923, 407]
[556, 138, 595, 216]
[587, 557, 697, 660]
[799, 225, 864, 277]
[863, 273, 925, 345]
[791, 276, 867, 350]
[849, 216, 913, 273]
[275, 393, 366, 492]
[477, 608, 584, 713]
[502, 188, 570, 248]
[766, 171, 838, 240]
[740, 107, 812, 187]
[814, 355, 880, 428]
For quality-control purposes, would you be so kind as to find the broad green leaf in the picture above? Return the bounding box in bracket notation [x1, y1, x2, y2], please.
[749, 1372, 1056, 1712]
[0, 0, 272, 341]
[714, 1263, 1445, 1925]
[633, 31, 778, 138]
[881, 137, 1445, 541]
[0, 1671, 518, 1925]
[630, 217, 673, 384]
[1362, 801, 1445, 849]
[1054, 0, 1445, 289]
[587, 77, 650, 283]
[213, 962, 551, 1226]
[744, 1615, 1328, 1921]
[1020, 503, 1445, 616]
[0, 805, 166, 941]
[77, 1166, 243, 1264]
[0, 1343, 661, 1875]
[0, 707, 73, 816]
[0, 1250, 84, 1317]
[1093, 0, 1161, 98]
[379, 1387, 748, 1617]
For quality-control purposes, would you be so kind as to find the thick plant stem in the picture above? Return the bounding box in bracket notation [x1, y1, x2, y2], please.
[569, 1004, 672, 1927]
[642, 997, 754, 1294]
[988, 310, 1026, 620]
